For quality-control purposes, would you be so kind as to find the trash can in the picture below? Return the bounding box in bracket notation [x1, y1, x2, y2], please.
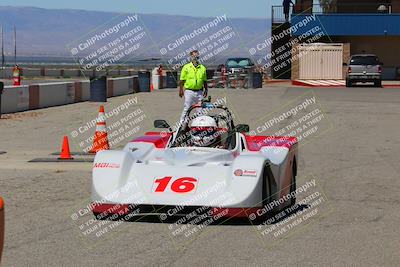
[138, 71, 151, 92]
[206, 69, 214, 80]
[158, 75, 164, 89]
[166, 71, 178, 88]
[252, 72, 263, 89]
[382, 67, 396, 80]
[90, 76, 107, 102]
[133, 76, 140, 93]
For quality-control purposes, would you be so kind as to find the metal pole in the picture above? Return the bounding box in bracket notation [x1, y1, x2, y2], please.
[14, 25, 17, 66]
[0, 82, 3, 119]
[271, 6, 274, 24]
[1, 26, 4, 79]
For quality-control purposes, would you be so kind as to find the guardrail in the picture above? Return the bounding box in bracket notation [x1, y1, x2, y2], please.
[271, 5, 294, 24]
[272, 3, 395, 24]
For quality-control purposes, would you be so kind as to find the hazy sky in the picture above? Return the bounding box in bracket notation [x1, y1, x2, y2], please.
[0, 0, 284, 18]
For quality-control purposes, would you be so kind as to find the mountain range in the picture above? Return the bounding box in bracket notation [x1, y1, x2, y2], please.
[0, 6, 270, 62]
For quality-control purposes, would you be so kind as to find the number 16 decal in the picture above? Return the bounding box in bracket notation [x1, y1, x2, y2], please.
[153, 176, 198, 193]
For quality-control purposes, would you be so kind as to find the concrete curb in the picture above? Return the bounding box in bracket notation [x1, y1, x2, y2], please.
[292, 80, 400, 88]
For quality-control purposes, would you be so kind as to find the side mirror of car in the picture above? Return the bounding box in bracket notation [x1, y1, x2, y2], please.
[154, 120, 171, 129]
[236, 124, 250, 133]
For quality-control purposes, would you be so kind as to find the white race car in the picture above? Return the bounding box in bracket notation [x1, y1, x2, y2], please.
[91, 99, 298, 221]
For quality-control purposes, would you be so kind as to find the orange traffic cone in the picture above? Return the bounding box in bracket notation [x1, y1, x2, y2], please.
[59, 136, 73, 160]
[150, 83, 154, 92]
[89, 106, 110, 153]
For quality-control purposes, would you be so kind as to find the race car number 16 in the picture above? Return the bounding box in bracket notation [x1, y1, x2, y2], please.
[153, 177, 197, 193]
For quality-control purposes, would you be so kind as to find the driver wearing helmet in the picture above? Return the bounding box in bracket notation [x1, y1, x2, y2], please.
[189, 115, 223, 148]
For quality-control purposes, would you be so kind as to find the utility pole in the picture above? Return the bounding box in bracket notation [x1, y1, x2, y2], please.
[1, 26, 4, 79]
[0, 26, 3, 118]
[14, 25, 17, 66]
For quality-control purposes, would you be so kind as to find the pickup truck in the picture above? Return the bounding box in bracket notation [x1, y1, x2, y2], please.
[346, 54, 383, 87]
[225, 57, 254, 73]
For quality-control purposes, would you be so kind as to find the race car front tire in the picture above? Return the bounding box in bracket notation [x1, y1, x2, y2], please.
[261, 163, 274, 213]
[289, 158, 297, 207]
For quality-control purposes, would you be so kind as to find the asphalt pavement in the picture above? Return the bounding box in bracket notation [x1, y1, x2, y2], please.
[0, 85, 399, 266]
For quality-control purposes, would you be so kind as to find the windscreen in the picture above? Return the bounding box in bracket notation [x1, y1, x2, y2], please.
[172, 107, 233, 149]
[350, 56, 379, 65]
[226, 58, 252, 68]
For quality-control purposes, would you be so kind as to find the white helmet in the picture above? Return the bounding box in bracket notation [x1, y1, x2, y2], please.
[190, 116, 218, 147]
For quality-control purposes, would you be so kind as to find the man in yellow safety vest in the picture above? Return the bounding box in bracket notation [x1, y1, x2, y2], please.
[179, 50, 208, 123]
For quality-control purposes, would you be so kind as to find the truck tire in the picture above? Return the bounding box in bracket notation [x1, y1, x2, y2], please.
[374, 80, 382, 87]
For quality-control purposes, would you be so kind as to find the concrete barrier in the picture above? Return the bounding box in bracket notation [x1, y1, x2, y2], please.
[46, 69, 62, 77]
[38, 82, 76, 108]
[107, 69, 120, 77]
[81, 81, 90, 101]
[0, 76, 134, 114]
[119, 70, 131, 76]
[40, 81, 91, 108]
[82, 69, 96, 78]
[63, 69, 81, 77]
[22, 68, 41, 77]
[1, 81, 90, 114]
[107, 76, 136, 97]
[2, 67, 140, 78]
[0, 85, 29, 113]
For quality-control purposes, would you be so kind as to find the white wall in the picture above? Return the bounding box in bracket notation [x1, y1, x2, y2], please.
[109, 76, 135, 96]
[1, 86, 30, 113]
[38, 82, 75, 108]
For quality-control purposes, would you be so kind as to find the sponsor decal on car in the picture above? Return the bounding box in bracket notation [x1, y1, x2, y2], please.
[243, 170, 257, 177]
[234, 169, 257, 177]
[93, 163, 121, 168]
[234, 169, 243, 176]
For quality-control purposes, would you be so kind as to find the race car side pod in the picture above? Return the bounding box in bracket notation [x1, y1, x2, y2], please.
[0, 197, 4, 263]
[29, 136, 93, 163]
[89, 105, 110, 153]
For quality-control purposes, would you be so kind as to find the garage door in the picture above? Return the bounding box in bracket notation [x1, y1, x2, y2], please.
[299, 44, 343, 79]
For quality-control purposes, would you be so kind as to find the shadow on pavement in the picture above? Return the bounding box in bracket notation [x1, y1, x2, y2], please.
[97, 204, 310, 226]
